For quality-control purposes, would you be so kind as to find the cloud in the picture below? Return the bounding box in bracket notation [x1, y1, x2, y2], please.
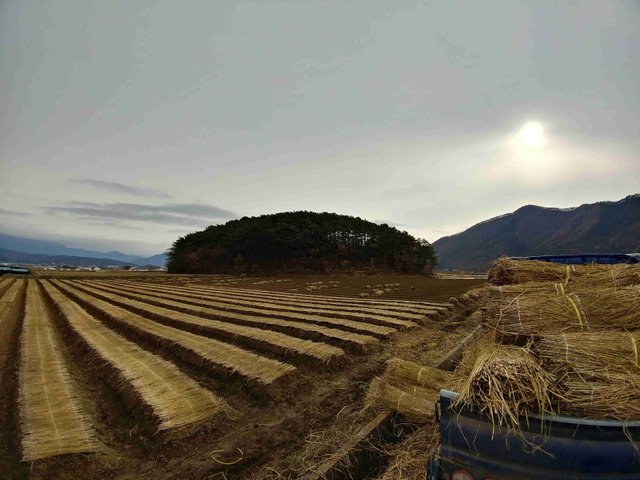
[0, 208, 29, 216]
[69, 179, 172, 199]
[43, 202, 238, 227]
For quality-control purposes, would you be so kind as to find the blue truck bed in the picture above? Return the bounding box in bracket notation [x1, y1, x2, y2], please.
[429, 389, 640, 480]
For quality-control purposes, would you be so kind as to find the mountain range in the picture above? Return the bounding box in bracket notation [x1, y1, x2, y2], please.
[433, 194, 640, 272]
[0, 234, 167, 267]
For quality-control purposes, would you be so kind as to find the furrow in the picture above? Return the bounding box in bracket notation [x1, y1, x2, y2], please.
[0, 279, 26, 376]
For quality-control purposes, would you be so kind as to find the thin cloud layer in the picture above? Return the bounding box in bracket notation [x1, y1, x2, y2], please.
[43, 202, 238, 227]
[69, 179, 172, 199]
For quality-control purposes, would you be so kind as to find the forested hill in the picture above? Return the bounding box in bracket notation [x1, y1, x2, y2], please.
[433, 194, 640, 272]
[167, 211, 436, 274]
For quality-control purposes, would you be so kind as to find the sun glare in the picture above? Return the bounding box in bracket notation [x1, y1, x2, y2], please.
[518, 122, 545, 147]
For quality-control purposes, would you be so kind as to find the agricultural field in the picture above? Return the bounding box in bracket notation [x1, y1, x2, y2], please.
[0, 273, 483, 480]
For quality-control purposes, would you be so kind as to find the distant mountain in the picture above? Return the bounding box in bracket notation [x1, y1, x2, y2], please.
[0, 248, 135, 268]
[433, 194, 640, 272]
[135, 253, 167, 268]
[0, 233, 167, 267]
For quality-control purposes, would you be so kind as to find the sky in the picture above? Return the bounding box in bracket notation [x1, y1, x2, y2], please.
[1, 0, 638, 256]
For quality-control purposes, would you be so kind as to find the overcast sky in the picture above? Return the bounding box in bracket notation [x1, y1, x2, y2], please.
[1, 1, 638, 255]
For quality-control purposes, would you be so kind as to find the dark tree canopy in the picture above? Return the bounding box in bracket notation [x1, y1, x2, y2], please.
[167, 211, 437, 274]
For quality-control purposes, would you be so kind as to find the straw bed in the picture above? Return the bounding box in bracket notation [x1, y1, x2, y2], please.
[80, 280, 397, 337]
[80, 282, 379, 348]
[113, 280, 438, 320]
[19, 280, 99, 461]
[63, 281, 344, 363]
[56, 281, 295, 384]
[0, 279, 25, 375]
[99, 280, 421, 328]
[41, 280, 228, 430]
[151, 282, 449, 313]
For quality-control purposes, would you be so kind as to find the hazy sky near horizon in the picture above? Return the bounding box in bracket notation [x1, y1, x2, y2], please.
[1, 1, 639, 255]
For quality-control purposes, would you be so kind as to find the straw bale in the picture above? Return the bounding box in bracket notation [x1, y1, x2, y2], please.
[82, 281, 386, 343]
[488, 256, 606, 286]
[19, 280, 99, 461]
[452, 343, 555, 436]
[63, 281, 344, 363]
[385, 358, 453, 390]
[483, 286, 640, 335]
[82, 281, 397, 336]
[366, 378, 438, 423]
[101, 280, 423, 327]
[537, 331, 640, 376]
[558, 373, 640, 420]
[41, 280, 229, 431]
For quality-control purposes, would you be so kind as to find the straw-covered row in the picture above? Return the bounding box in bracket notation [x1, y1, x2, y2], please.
[79, 280, 396, 337]
[0, 279, 25, 376]
[41, 280, 228, 431]
[18, 280, 99, 461]
[63, 280, 344, 363]
[55, 281, 295, 384]
[96, 280, 421, 328]
[76, 281, 379, 348]
[143, 281, 449, 313]
[111, 280, 438, 321]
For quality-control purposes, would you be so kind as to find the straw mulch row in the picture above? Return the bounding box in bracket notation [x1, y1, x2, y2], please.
[19, 281, 99, 461]
[78, 280, 401, 336]
[41, 280, 229, 431]
[56, 281, 296, 384]
[110, 279, 436, 321]
[82, 279, 396, 338]
[62, 280, 345, 363]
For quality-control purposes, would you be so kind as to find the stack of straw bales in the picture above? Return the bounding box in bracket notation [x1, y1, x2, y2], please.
[477, 257, 640, 422]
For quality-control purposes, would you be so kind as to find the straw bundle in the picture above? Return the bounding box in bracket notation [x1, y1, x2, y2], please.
[537, 331, 640, 375]
[558, 373, 640, 420]
[452, 344, 555, 436]
[385, 358, 453, 390]
[484, 286, 640, 335]
[487, 256, 606, 285]
[366, 378, 438, 423]
[570, 263, 640, 289]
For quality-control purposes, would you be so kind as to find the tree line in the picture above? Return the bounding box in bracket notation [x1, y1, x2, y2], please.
[167, 211, 437, 274]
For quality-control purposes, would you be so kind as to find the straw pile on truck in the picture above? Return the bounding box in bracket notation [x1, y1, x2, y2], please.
[367, 256, 640, 432]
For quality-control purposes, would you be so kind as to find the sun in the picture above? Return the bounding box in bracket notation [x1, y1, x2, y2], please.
[518, 122, 545, 147]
